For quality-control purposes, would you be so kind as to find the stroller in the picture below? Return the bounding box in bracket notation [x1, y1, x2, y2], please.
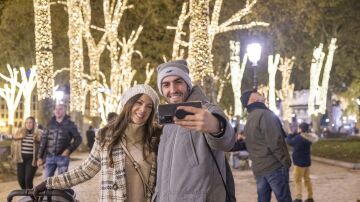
[7, 189, 76, 202]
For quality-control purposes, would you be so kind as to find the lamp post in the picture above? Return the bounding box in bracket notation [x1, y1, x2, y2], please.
[54, 90, 64, 104]
[247, 43, 262, 90]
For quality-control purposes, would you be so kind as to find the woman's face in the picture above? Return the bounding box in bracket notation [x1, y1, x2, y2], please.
[25, 119, 35, 130]
[130, 94, 154, 125]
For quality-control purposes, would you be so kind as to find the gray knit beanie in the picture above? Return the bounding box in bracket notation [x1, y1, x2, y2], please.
[157, 60, 193, 95]
[120, 84, 159, 108]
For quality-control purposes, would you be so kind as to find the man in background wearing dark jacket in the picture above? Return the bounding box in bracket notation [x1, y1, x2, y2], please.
[37, 104, 82, 178]
[241, 90, 292, 202]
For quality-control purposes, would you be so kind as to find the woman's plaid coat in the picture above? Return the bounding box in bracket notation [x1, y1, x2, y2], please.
[46, 137, 156, 202]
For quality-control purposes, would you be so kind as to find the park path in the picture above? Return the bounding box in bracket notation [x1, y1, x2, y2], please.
[1, 151, 360, 201]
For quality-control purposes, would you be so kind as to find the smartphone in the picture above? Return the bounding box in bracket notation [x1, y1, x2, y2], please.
[157, 101, 202, 124]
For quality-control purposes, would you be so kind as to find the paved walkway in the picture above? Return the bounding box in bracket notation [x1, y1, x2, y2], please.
[1, 152, 360, 201]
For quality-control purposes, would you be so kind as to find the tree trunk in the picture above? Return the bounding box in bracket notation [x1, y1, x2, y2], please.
[37, 98, 53, 127]
[188, 0, 215, 101]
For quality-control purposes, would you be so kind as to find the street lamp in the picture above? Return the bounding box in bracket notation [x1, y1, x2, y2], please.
[247, 43, 262, 90]
[54, 90, 64, 104]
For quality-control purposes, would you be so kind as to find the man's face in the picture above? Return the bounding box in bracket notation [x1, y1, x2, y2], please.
[161, 75, 189, 103]
[54, 105, 66, 120]
[247, 92, 265, 106]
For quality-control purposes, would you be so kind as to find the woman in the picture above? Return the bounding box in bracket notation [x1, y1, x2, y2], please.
[11, 116, 42, 189]
[34, 84, 160, 202]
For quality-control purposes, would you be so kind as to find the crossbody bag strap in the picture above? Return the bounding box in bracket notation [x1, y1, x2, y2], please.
[120, 141, 154, 195]
[202, 133, 230, 198]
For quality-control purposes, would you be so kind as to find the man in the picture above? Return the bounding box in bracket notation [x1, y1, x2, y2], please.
[37, 104, 82, 178]
[240, 90, 292, 202]
[153, 60, 235, 201]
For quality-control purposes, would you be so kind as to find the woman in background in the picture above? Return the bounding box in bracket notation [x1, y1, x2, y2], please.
[11, 116, 42, 189]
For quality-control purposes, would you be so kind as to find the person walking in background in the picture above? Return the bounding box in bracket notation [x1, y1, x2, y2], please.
[37, 104, 82, 178]
[286, 122, 319, 202]
[34, 84, 161, 202]
[10, 116, 42, 189]
[241, 89, 292, 202]
[153, 60, 235, 202]
[86, 126, 95, 151]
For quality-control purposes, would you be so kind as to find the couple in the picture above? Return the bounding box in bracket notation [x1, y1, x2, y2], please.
[34, 60, 236, 202]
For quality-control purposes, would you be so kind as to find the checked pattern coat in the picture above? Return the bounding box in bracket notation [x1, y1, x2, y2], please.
[46, 135, 156, 202]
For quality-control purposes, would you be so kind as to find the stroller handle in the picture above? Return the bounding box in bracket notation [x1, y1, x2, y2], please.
[7, 189, 75, 202]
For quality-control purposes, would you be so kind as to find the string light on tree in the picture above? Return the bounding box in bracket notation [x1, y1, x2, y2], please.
[268, 54, 280, 111]
[308, 38, 337, 116]
[0, 65, 24, 126]
[277, 57, 295, 123]
[33, 0, 54, 100]
[19, 66, 38, 120]
[229, 40, 248, 117]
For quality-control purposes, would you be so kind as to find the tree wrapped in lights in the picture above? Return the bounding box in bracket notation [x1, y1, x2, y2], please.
[33, 0, 54, 100]
[0, 65, 24, 126]
[277, 56, 295, 123]
[33, 0, 55, 126]
[19, 66, 38, 120]
[268, 54, 280, 112]
[308, 38, 337, 116]
[166, 2, 189, 60]
[67, 0, 85, 115]
[80, 0, 113, 116]
[215, 63, 230, 103]
[169, 0, 268, 99]
[229, 40, 248, 117]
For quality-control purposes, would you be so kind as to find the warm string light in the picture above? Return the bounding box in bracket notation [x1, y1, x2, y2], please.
[230, 41, 247, 117]
[81, 0, 109, 116]
[68, 0, 85, 113]
[268, 54, 280, 112]
[308, 38, 336, 116]
[318, 38, 337, 114]
[0, 65, 23, 125]
[169, 0, 268, 96]
[166, 2, 189, 60]
[188, 0, 213, 84]
[277, 57, 295, 122]
[215, 63, 230, 103]
[34, 0, 54, 100]
[308, 43, 325, 116]
[20, 66, 38, 120]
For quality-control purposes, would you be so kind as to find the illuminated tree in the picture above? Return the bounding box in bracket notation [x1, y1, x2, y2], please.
[229, 40, 248, 117]
[267, 54, 280, 112]
[19, 66, 38, 120]
[169, 0, 268, 99]
[33, 0, 55, 125]
[277, 56, 295, 123]
[67, 0, 84, 116]
[0, 65, 23, 126]
[80, 0, 112, 116]
[308, 38, 337, 116]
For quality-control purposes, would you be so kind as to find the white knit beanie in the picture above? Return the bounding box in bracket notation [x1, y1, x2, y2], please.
[157, 59, 193, 95]
[120, 84, 159, 108]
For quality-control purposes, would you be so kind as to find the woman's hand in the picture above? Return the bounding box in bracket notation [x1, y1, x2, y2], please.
[33, 180, 47, 196]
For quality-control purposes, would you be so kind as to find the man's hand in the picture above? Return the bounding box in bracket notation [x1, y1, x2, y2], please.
[61, 149, 70, 157]
[37, 158, 44, 167]
[174, 106, 220, 134]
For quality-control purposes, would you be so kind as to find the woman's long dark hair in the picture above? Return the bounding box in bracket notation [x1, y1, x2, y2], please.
[97, 93, 160, 167]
